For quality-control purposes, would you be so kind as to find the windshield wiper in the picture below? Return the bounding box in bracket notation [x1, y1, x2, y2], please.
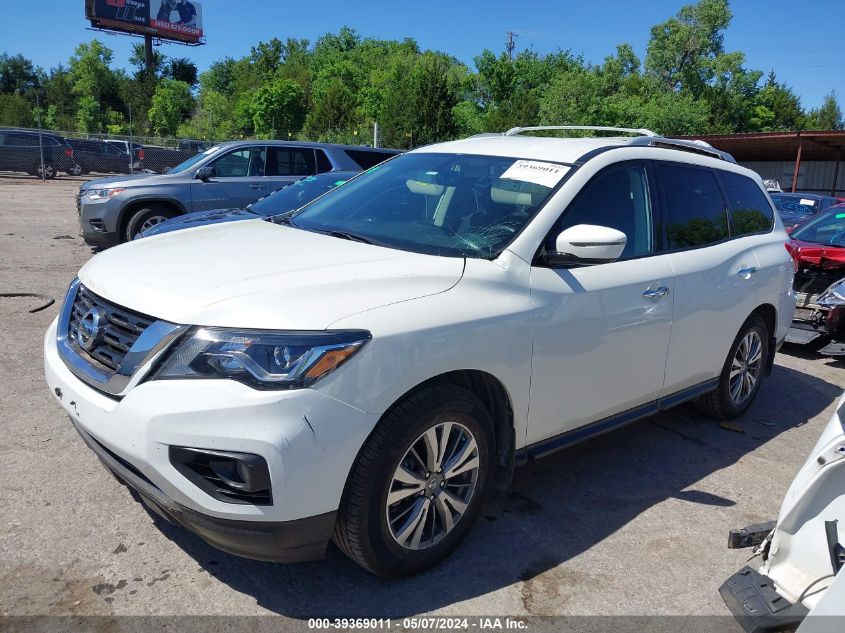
[272, 212, 295, 226]
[327, 230, 373, 244]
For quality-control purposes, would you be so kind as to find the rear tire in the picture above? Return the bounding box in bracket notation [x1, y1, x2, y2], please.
[334, 384, 493, 577]
[697, 314, 769, 420]
[124, 205, 176, 242]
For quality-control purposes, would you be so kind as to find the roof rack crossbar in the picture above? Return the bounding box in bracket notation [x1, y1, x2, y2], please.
[504, 125, 658, 137]
[629, 136, 736, 163]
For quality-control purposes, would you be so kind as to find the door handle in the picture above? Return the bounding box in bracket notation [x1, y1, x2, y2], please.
[643, 286, 669, 299]
[737, 265, 757, 279]
[249, 184, 266, 190]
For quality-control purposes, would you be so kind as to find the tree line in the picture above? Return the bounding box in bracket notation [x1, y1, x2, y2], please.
[1, 0, 842, 147]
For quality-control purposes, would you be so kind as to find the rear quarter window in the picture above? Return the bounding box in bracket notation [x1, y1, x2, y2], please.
[343, 149, 397, 170]
[718, 171, 774, 236]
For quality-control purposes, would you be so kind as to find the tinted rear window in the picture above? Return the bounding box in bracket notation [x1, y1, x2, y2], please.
[343, 149, 397, 170]
[658, 164, 729, 250]
[718, 171, 774, 236]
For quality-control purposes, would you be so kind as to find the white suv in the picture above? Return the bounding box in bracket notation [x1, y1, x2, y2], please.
[44, 126, 796, 577]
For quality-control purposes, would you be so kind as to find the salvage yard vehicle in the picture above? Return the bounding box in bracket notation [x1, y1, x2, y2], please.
[66, 138, 139, 176]
[772, 192, 841, 230]
[785, 204, 845, 356]
[138, 170, 357, 238]
[45, 126, 795, 577]
[720, 390, 845, 633]
[76, 141, 399, 247]
[0, 128, 76, 179]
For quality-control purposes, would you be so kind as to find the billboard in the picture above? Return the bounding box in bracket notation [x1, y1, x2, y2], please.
[85, 0, 204, 45]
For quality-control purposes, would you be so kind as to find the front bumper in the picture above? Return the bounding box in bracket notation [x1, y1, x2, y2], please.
[77, 194, 122, 247]
[44, 318, 379, 561]
[71, 414, 336, 562]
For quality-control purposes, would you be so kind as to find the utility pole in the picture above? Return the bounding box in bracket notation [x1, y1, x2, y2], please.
[506, 30, 518, 60]
[36, 92, 45, 181]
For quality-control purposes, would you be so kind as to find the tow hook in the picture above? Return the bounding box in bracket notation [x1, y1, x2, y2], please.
[728, 520, 776, 549]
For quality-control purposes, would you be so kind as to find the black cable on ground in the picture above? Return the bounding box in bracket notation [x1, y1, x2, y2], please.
[0, 292, 56, 313]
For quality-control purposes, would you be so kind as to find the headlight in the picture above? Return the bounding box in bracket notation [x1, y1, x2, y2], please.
[152, 328, 371, 390]
[818, 279, 845, 308]
[85, 187, 125, 200]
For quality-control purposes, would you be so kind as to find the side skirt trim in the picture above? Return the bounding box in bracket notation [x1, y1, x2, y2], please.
[515, 378, 718, 465]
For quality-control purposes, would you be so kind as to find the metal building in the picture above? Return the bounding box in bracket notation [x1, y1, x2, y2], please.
[677, 130, 845, 195]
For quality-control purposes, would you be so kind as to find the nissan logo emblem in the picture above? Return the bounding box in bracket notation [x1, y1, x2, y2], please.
[75, 307, 105, 351]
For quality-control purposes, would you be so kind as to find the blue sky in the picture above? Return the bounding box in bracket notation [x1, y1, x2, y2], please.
[1, 0, 842, 109]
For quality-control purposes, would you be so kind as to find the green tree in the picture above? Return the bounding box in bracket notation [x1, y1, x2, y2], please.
[148, 79, 194, 136]
[67, 40, 121, 132]
[806, 91, 844, 130]
[0, 93, 34, 126]
[167, 58, 198, 86]
[304, 78, 358, 141]
[750, 72, 805, 131]
[251, 78, 305, 137]
[0, 52, 41, 94]
[645, 0, 733, 95]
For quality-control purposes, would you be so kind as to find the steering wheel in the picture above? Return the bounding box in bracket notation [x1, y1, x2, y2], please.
[829, 230, 845, 245]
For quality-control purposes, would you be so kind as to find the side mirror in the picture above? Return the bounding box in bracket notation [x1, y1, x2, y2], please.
[547, 224, 627, 266]
[195, 165, 214, 181]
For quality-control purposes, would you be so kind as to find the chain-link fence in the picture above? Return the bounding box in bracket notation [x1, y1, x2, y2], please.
[0, 125, 241, 180]
[0, 124, 387, 181]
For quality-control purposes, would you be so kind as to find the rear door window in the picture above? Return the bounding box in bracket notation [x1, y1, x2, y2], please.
[211, 146, 266, 177]
[267, 147, 316, 176]
[657, 164, 729, 250]
[717, 171, 775, 236]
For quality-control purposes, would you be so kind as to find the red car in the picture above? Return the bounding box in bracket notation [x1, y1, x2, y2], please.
[784, 203, 845, 355]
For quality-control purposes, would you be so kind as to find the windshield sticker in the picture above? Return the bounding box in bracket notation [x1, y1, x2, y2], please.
[799, 198, 816, 206]
[500, 160, 569, 188]
[837, 213, 845, 219]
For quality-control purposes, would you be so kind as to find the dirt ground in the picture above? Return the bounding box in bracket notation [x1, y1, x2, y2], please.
[0, 177, 843, 627]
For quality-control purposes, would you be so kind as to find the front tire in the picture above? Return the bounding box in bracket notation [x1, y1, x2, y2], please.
[35, 162, 56, 179]
[334, 384, 494, 577]
[698, 314, 769, 420]
[124, 205, 175, 242]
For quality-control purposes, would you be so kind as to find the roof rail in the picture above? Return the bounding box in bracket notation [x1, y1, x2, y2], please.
[629, 136, 736, 163]
[504, 125, 658, 137]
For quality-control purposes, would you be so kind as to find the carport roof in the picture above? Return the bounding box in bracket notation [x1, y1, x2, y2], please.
[675, 130, 845, 162]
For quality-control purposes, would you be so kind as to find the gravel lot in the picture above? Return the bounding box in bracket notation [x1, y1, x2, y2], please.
[1, 177, 843, 626]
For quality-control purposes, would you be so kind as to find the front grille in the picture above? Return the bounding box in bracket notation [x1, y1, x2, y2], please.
[68, 284, 154, 373]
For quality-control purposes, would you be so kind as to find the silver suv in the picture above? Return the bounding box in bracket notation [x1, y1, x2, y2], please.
[77, 140, 399, 247]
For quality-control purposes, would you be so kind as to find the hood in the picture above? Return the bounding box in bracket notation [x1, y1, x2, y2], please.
[787, 240, 845, 269]
[80, 171, 177, 190]
[78, 220, 465, 329]
[140, 207, 256, 238]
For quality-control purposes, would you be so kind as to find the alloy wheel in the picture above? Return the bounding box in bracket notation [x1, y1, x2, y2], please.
[386, 421, 480, 550]
[139, 215, 169, 232]
[729, 330, 763, 405]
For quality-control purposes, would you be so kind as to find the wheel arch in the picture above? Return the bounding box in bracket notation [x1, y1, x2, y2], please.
[751, 303, 778, 376]
[118, 198, 186, 241]
[350, 369, 516, 495]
